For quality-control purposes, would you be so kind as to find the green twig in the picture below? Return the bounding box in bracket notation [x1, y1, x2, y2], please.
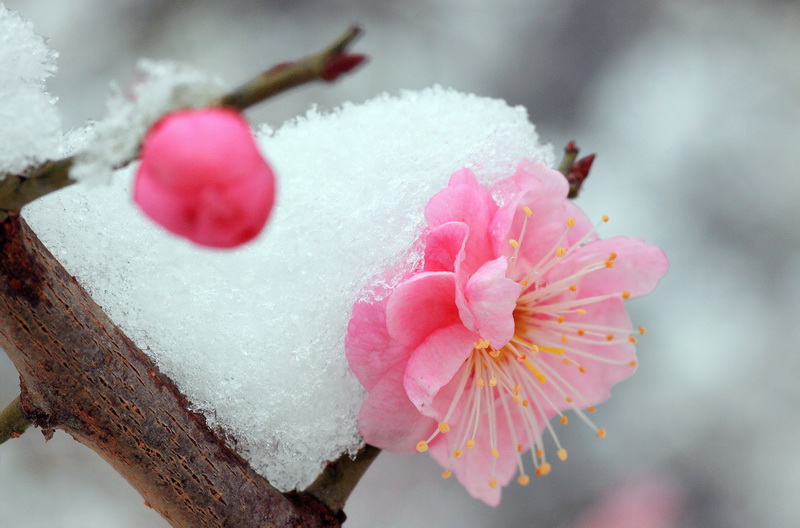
[0, 396, 31, 444]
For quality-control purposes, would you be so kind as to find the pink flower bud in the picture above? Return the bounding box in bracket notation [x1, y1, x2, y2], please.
[134, 108, 275, 248]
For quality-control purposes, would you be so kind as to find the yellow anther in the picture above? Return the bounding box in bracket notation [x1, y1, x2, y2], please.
[513, 394, 521, 403]
[441, 470, 452, 479]
[416, 441, 429, 453]
[522, 400, 529, 407]
[536, 448, 544, 458]
[438, 422, 450, 433]
[628, 336, 638, 343]
[515, 353, 526, 362]
[517, 444, 523, 453]
[477, 378, 485, 388]
[608, 252, 618, 260]
[562, 358, 572, 366]
[605, 260, 614, 268]
[576, 309, 587, 315]
[621, 291, 631, 299]
[639, 325, 647, 335]
[602, 215, 609, 222]
[578, 365, 587, 373]
[489, 349, 501, 358]
[556, 247, 567, 257]
[523, 205, 532, 217]
[521, 280, 529, 286]
[587, 406, 596, 413]
[513, 383, 521, 394]
[561, 335, 569, 343]
[565, 397, 573, 403]
[569, 285, 577, 291]
[509, 239, 520, 249]
[629, 360, 638, 367]
[489, 478, 498, 489]
[466, 439, 476, 450]
[557, 449, 568, 461]
[536, 463, 552, 476]
[491, 448, 500, 458]
[530, 345, 539, 353]
[518, 475, 531, 486]
[560, 416, 568, 425]
[596, 428, 607, 438]
[454, 449, 463, 458]
[566, 217, 576, 228]
[557, 315, 565, 323]
[577, 329, 585, 336]
[489, 377, 498, 387]
[606, 334, 614, 341]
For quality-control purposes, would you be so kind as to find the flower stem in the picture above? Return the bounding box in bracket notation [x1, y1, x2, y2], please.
[0, 396, 31, 444]
[305, 445, 381, 514]
[0, 26, 365, 221]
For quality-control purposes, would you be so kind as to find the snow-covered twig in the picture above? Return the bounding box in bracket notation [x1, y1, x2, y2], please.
[0, 26, 364, 222]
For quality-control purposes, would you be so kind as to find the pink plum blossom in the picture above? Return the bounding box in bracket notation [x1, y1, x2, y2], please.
[134, 108, 275, 248]
[346, 160, 668, 505]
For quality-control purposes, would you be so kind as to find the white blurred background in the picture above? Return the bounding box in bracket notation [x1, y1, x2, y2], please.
[1, 1, 798, 527]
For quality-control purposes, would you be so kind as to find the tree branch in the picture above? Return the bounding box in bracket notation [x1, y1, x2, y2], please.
[0, 26, 365, 221]
[0, 213, 344, 527]
[0, 396, 31, 444]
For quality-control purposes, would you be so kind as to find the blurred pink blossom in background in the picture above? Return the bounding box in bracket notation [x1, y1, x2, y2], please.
[134, 108, 275, 248]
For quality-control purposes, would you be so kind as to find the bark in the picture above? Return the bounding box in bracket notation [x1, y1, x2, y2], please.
[0, 213, 342, 528]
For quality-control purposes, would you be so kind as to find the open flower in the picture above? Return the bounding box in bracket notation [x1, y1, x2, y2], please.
[346, 160, 668, 505]
[134, 108, 275, 248]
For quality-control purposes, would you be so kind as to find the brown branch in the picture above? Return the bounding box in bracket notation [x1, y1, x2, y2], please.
[0, 396, 31, 444]
[306, 445, 381, 514]
[0, 213, 344, 527]
[0, 26, 365, 222]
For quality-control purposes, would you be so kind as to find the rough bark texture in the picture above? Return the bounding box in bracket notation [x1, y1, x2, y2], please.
[0, 213, 342, 528]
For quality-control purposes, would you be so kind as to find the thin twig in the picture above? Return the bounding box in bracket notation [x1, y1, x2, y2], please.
[0, 396, 31, 444]
[0, 26, 365, 222]
[305, 445, 381, 514]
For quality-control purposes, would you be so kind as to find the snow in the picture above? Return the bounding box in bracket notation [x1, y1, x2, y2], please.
[23, 86, 553, 490]
[70, 59, 227, 184]
[0, 3, 60, 174]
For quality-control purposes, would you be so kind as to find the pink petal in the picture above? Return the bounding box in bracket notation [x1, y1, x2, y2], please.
[532, 297, 636, 413]
[428, 397, 524, 506]
[385, 272, 460, 349]
[491, 192, 570, 277]
[457, 257, 521, 346]
[423, 222, 469, 272]
[403, 325, 476, 417]
[359, 362, 437, 453]
[425, 168, 497, 275]
[346, 295, 411, 391]
[554, 236, 669, 298]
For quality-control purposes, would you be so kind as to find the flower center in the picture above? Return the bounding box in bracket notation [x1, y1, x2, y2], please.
[416, 206, 645, 490]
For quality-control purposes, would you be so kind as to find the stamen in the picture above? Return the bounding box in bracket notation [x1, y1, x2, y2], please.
[441, 470, 452, 479]
[416, 441, 428, 453]
[557, 448, 568, 461]
[518, 475, 530, 486]
[438, 422, 450, 433]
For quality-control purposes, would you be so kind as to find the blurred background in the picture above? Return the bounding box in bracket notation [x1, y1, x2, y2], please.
[1, 0, 797, 526]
